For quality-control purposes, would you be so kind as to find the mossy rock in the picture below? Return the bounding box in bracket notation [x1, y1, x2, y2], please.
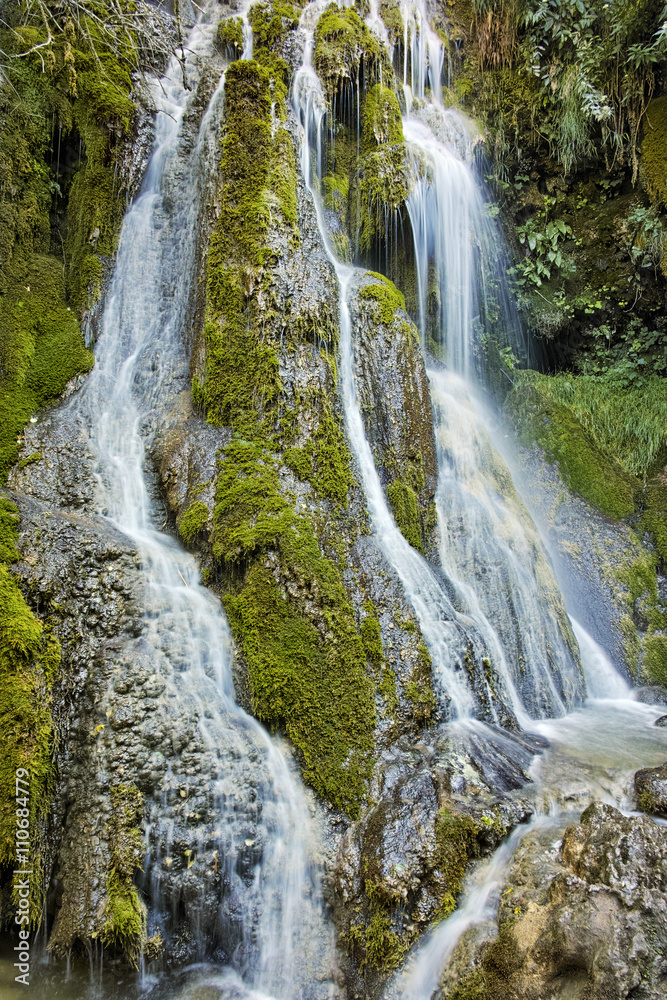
[378, 0, 404, 45]
[642, 96, 667, 208]
[0, 497, 59, 928]
[102, 785, 146, 966]
[387, 480, 423, 552]
[314, 3, 391, 94]
[202, 58, 297, 431]
[0, 255, 94, 484]
[249, 0, 301, 60]
[505, 374, 638, 520]
[361, 84, 404, 153]
[225, 560, 376, 817]
[358, 270, 406, 323]
[178, 500, 210, 545]
[216, 16, 244, 58]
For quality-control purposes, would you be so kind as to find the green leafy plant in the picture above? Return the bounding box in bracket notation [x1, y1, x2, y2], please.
[511, 207, 573, 286]
[626, 202, 666, 272]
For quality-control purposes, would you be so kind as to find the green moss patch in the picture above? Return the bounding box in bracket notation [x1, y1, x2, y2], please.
[378, 0, 404, 45]
[314, 3, 391, 94]
[434, 807, 480, 918]
[178, 500, 210, 545]
[642, 96, 667, 208]
[200, 26, 374, 817]
[284, 412, 354, 506]
[0, 497, 59, 928]
[362, 84, 404, 152]
[0, 2, 142, 483]
[202, 59, 296, 429]
[0, 255, 94, 483]
[217, 17, 244, 59]
[212, 436, 375, 816]
[359, 271, 406, 324]
[444, 921, 523, 1000]
[387, 480, 424, 552]
[506, 373, 638, 520]
[103, 785, 146, 966]
[225, 560, 375, 815]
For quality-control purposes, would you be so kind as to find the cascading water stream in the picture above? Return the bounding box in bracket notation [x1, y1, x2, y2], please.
[55, 7, 334, 998]
[291, 5, 667, 996]
[294, 8, 583, 727]
[295, 35, 496, 722]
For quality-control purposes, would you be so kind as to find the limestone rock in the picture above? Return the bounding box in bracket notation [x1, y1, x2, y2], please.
[635, 763, 667, 816]
[440, 802, 667, 1000]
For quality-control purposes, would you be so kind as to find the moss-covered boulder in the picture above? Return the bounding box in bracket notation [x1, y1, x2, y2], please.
[314, 3, 392, 96]
[440, 803, 667, 1000]
[334, 725, 538, 991]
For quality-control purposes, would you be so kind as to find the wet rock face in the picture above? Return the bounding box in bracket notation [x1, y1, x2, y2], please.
[440, 802, 667, 1000]
[503, 433, 648, 681]
[9, 493, 290, 961]
[334, 725, 541, 993]
[10, 494, 144, 951]
[349, 272, 438, 557]
[635, 763, 667, 816]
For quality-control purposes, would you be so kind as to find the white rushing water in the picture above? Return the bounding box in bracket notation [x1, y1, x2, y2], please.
[294, 32, 492, 721]
[295, 1, 584, 725]
[58, 6, 334, 998]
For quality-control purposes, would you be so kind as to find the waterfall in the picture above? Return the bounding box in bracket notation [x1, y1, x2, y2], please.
[294, 7, 584, 725]
[295, 38, 490, 723]
[59, 6, 334, 997]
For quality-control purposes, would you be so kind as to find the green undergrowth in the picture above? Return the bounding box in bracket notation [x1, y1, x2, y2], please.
[642, 95, 667, 209]
[0, 1, 144, 483]
[0, 256, 94, 482]
[102, 785, 146, 966]
[1, 2, 140, 313]
[506, 373, 638, 520]
[0, 496, 59, 929]
[512, 371, 667, 479]
[506, 371, 667, 684]
[507, 370, 667, 563]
